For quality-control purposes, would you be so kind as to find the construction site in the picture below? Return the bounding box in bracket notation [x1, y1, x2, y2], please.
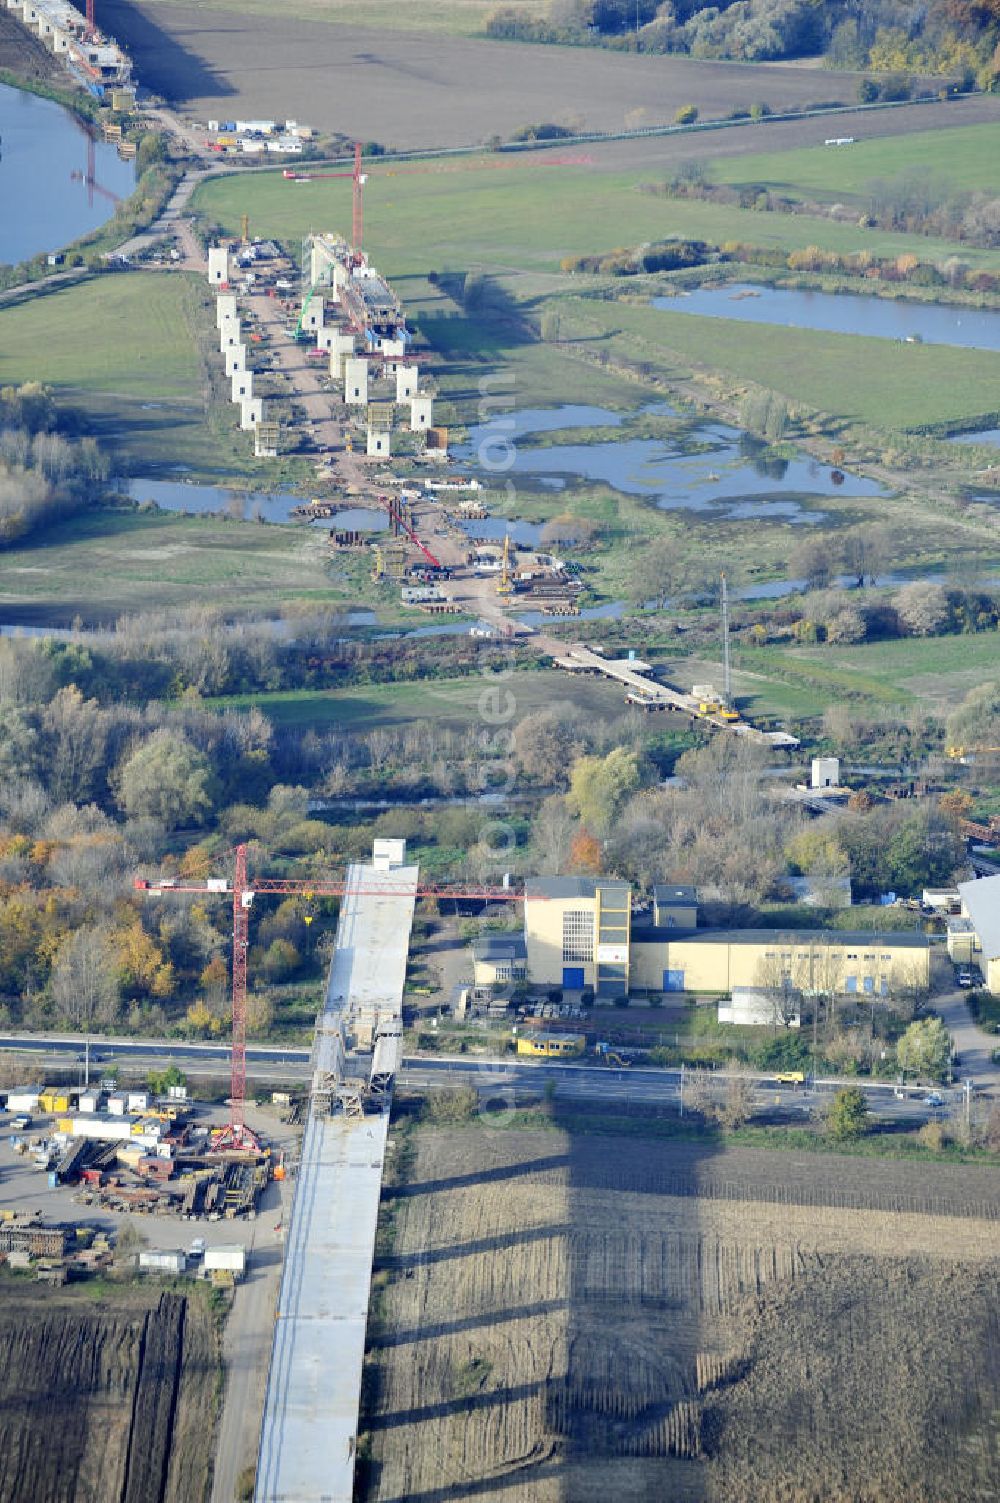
[4, 0, 131, 98]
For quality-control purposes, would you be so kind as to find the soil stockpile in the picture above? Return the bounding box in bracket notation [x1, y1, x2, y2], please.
[361, 1125, 1000, 1501]
[0, 1285, 219, 1503]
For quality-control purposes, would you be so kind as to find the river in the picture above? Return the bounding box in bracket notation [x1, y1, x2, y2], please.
[0, 81, 135, 264]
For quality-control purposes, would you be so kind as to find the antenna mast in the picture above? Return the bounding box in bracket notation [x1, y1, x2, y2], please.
[721, 571, 731, 704]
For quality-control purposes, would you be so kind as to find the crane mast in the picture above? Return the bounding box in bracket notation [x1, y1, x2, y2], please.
[134, 848, 528, 1147]
[721, 571, 731, 705]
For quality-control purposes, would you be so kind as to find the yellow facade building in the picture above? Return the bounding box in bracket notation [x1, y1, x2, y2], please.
[523, 878, 929, 998]
[524, 878, 631, 997]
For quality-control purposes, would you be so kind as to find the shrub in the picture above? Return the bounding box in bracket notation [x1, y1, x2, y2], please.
[826, 1086, 870, 1141]
[674, 104, 699, 125]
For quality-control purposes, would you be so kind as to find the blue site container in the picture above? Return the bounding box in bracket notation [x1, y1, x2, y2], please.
[47, 1171, 59, 1189]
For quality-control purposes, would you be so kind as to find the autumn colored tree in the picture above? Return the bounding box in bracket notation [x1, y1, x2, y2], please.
[200, 954, 229, 999]
[112, 915, 174, 999]
[568, 830, 602, 875]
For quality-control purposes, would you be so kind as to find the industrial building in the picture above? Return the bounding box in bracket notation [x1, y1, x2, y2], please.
[524, 878, 631, 998]
[472, 933, 528, 987]
[953, 876, 1000, 991]
[520, 877, 930, 998]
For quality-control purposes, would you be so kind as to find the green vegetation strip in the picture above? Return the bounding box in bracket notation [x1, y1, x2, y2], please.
[194, 163, 1000, 280]
[426, 1103, 996, 1164]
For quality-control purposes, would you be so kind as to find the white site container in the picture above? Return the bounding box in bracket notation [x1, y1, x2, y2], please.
[139, 1249, 187, 1275]
[204, 1244, 247, 1277]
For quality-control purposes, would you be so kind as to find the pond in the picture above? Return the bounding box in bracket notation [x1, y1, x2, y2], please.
[950, 428, 1000, 447]
[652, 283, 1000, 353]
[513, 600, 625, 626]
[455, 409, 882, 524]
[457, 516, 544, 547]
[125, 480, 387, 531]
[0, 82, 136, 264]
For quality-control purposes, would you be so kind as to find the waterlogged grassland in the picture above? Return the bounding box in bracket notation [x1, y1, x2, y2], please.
[587, 299, 1000, 429]
[713, 122, 1000, 203]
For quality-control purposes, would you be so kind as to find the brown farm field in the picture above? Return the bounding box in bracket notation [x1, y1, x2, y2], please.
[98, 1, 879, 148]
[0, 1284, 219, 1503]
[360, 1122, 1000, 1502]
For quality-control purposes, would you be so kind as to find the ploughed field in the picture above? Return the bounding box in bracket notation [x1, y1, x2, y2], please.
[0, 1287, 218, 1503]
[98, 0, 868, 148]
[360, 1124, 1000, 1502]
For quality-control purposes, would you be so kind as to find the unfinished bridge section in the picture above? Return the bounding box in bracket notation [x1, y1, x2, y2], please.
[255, 840, 418, 1502]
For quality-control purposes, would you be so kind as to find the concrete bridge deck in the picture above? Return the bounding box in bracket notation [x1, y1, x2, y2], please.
[254, 853, 418, 1503]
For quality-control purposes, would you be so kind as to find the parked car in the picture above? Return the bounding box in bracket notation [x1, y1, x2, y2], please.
[922, 1091, 944, 1107]
[11, 1114, 31, 1130]
[188, 1237, 207, 1260]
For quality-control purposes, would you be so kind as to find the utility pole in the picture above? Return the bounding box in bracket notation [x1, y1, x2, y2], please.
[721, 571, 731, 704]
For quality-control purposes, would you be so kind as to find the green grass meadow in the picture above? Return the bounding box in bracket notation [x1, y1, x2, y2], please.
[712, 123, 1000, 202]
[0, 510, 345, 619]
[208, 668, 629, 729]
[144, 0, 546, 36]
[0, 272, 249, 473]
[194, 154, 1000, 281]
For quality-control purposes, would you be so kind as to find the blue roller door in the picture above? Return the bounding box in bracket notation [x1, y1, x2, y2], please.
[663, 969, 685, 992]
[562, 966, 585, 989]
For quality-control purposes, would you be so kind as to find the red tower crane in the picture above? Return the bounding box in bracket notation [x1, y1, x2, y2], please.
[85, 0, 96, 37]
[352, 140, 365, 253]
[71, 135, 122, 210]
[382, 492, 441, 569]
[135, 846, 521, 1150]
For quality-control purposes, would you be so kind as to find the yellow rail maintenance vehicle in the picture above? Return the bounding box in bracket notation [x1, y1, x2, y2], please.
[517, 1031, 586, 1059]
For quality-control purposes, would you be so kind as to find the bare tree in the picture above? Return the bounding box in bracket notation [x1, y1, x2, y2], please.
[895, 582, 948, 637]
[42, 685, 107, 804]
[718, 1072, 756, 1129]
[50, 925, 121, 1029]
[531, 795, 578, 875]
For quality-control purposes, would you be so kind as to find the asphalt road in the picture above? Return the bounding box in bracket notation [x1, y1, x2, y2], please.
[0, 1033, 967, 1121]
